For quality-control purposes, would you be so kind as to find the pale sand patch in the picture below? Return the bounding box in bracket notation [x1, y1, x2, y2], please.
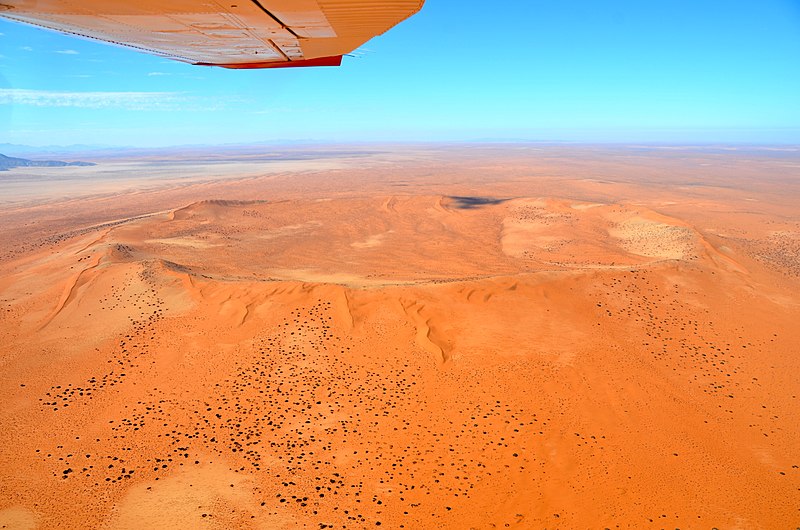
[109, 462, 295, 530]
[0, 506, 38, 530]
[146, 237, 218, 249]
[256, 221, 322, 240]
[570, 202, 604, 210]
[351, 231, 392, 249]
[608, 216, 695, 260]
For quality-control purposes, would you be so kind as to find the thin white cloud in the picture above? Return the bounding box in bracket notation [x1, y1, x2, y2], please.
[56, 49, 79, 55]
[0, 88, 188, 110]
[147, 71, 170, 76]
[20, 46, 33, 51]
[0, 88, 241, 111]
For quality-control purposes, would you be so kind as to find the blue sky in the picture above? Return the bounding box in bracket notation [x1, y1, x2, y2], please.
[1, 0, 799, 147]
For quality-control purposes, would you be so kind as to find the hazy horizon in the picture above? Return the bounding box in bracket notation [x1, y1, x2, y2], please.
[3, 137, 800, 157]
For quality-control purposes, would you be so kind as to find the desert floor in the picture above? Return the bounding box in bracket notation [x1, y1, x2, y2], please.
[1, 144, 799, 529]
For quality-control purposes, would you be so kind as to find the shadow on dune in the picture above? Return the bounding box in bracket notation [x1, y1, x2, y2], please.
[446, 196, 510, 209]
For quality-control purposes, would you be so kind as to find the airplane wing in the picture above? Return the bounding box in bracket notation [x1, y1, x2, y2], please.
[0, 0, 424, 68]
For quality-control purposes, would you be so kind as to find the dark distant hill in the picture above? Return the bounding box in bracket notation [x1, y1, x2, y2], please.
[0, 153, 95, 171]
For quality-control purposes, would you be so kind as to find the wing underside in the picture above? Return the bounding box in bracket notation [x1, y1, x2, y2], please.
[0, 0, 424, 68]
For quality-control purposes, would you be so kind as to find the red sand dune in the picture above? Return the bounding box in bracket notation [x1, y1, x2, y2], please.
[0, 145, 798, 528]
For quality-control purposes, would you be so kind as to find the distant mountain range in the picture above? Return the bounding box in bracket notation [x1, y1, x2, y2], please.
[0, 153, 95, 171]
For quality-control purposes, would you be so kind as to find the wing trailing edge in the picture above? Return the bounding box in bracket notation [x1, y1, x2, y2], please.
[0, 0, 424, 68]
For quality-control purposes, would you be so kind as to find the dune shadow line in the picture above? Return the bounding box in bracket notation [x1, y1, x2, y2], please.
[447, 196, 510, 209]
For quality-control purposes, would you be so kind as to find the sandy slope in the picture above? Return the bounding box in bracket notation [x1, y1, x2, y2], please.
[0, 145, 799, 529]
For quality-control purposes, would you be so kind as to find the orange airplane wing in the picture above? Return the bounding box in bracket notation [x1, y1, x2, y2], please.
[0, 0, 424, 68]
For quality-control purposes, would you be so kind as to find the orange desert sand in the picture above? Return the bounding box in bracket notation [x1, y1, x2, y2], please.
[0, 144, 799, 529]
